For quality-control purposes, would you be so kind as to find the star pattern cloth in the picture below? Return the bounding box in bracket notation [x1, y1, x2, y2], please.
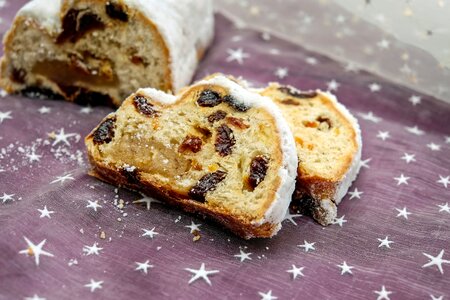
[0, 1, 449, 300]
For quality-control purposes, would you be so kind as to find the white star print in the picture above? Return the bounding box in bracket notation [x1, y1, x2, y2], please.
[394, 174, 410, 185]
[24, 294, 47, 300]
[422, 250, 450, 274]
[85, 279, 103, 292]
[287, 265, 305, 279]
[0, 111, 12, 123]
[185, 221, 201, 233]
[226, 48, 250, 65]
[298, 240, 316, 252]
[38, 106, 51, 114]
[50, 174, 74, 184]
[377, 236, 394, 249]
[377, 39, 390, 49]
[430, 294, 444, 300]
[333, 215, 347, 227]
[141, 227, 159, 239]
[374, 285, 392, 300]
[259, 290, 277, 300]
[86, 200, 102, 212]
[401, 153, 416, 163]
[427, 143, 441, 151]
[360, 158, 372, 169]
[409, 95, 421, 106]
[274, 67, 289, 79]
[0, 192, 15, 203]
[405, 125, 425, 135]
[438, 203, 450, 213]
[377, 131, 390, 141]
[26, 152, 42, 163]
[133, 194, 161, 210]
[283, 210, 302, 225]
[234, 249, 252, 262]
[437, 175, 450, 188]
[80, 106, 93, 114]
[135, 260, 153, 274]
[326, 79, 340, 91]
[83, 242, 103, 256]
[305, 57, 318, 65]
[19, 237, 54, 266]
[358, 112, 382, 123]
[348, 188, 363, 199]
[185, 263, 219, 285]
[395, 207, 411, 219]
[51, 128, 78, 146]
[368, 83, 381, 92]
[337, 261, 354, 275]
[38, 206, 54, 219]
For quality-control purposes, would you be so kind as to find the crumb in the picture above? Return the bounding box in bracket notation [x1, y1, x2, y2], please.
[192, 230, 201, 242]
[100, 231, 106, 239]
[79, 228, 84, 234]
[117, 218, 122, 222]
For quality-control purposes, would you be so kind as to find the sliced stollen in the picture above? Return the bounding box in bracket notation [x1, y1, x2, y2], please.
[260, 83, 362, 226]
[0, 0, 214, 106]
[85, 75, 298, 239]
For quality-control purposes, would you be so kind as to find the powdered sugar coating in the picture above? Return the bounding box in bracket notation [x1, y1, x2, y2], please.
[17, 0, 214, 92]
[137, 88, 177, 105]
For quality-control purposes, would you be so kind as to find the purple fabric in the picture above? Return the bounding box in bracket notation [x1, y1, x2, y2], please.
[1, 3, 450, 300]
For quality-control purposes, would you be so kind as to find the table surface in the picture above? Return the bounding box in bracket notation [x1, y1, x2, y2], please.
[1, 2, 450, 300]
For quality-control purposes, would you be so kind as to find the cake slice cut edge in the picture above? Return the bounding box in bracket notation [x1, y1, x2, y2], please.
[85, 75, 298, 238]
[260, 83, 362, 226]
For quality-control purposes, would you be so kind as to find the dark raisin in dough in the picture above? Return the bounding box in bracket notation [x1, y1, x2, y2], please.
[248, 156, 269, 189]
[11, 68, 26, 84]
[215, 124, 236, 156]
[197, 89, 222, 107]
[179, 136, 203, 153]
[121, 166, 140, 183]
[278, 86, 317, 99]
[57, 9, 105, 44]
[105, 2, 129, 22]
[93, 117, 116, 144]
[189, 171, 227, 202]
[223, 95, 250, 112]
[207, 110, 227, 123]
[133, 95, 159, 117]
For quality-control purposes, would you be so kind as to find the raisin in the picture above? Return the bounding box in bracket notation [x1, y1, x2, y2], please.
[130, 55, 144, 65]
[291, 193, 319, 217]
[57, 9, 104, 44]
[215, 124, 235, 156]
[188, 171, 227, 202]
[317, 116, 332, 129]
[278, 86, 317, 99]
[93, 116, 116, 144]
[105, 2, 129, 22]
[248, 156, 269, 189]
[11, 68, 26, 84]
[197, 89, 222, 107]
[281, 99, 300, 106]
[207, 110, 227, 123]
[226, 117, 249, 129]
[133, 95, 159, 117]
[121, 165, 140, 183]
[179, 136, 203, 153]
[223, 95, 250, 112]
